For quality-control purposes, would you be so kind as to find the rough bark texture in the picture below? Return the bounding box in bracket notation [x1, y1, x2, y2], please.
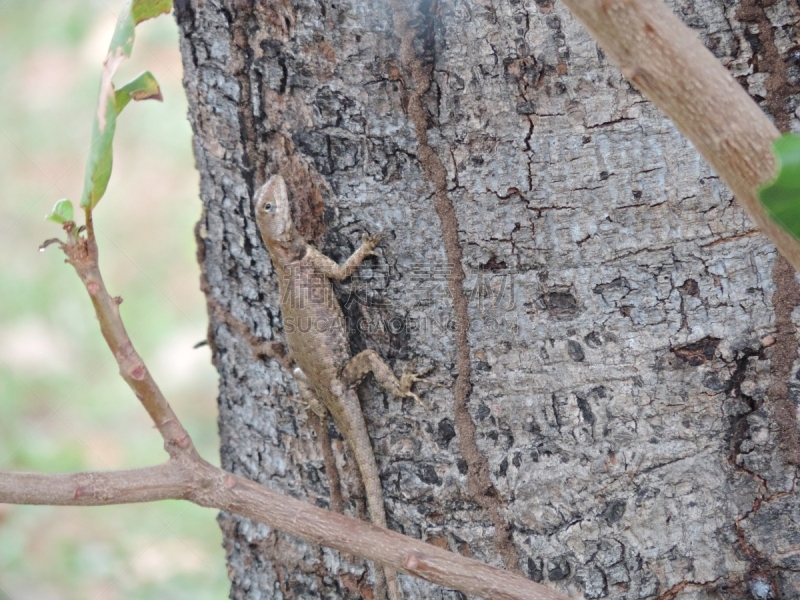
[174, 0, 800, 598]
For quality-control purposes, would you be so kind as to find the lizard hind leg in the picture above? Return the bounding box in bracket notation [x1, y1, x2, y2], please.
[293, 368, 327, 418]
[340, 350, 431, 408]
[293, 369, 344, 515]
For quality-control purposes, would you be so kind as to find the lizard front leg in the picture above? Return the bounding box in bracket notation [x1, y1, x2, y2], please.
[341, 350, 430, 407]
[305, 234, 382, 281]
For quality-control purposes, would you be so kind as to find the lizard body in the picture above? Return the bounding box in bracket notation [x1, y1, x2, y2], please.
[253, 175, 421, 600]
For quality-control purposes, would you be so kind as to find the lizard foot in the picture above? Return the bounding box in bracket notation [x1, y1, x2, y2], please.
[398, 358, 434, 409]
[300, 397, 327, 419]
[293, 367, 328, 419]
[361, 232, 389, 258]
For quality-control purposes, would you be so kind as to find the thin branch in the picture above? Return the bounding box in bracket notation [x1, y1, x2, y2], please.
[61, 213, 195, 457]
[0, 462, 571, 600]
[206, 468, 571, 600]
[561, 0, 800, 271]
[0, 462, 193, 505]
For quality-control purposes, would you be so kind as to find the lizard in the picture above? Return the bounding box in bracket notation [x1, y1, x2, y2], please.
[253, 174, 425, 600]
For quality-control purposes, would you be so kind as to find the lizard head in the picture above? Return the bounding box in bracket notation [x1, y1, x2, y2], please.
[254, 174, 294, 245]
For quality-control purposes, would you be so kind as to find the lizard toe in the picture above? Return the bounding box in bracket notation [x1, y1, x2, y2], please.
[404, 390, 431, 410]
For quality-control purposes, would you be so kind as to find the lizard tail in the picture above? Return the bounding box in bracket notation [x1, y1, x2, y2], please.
[355, 449, 403, 600]
[358, 456, 402, 600]
[385, 568, 401, 600]
[337, 397, 402, 600]
[373, 564, 401, 600]
[359, 455, 402, 600]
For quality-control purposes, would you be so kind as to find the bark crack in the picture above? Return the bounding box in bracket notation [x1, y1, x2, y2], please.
[767, 255, 800, 465]
[227, 0, 268, 194]
[654, 575, 724, 600]
[388, 0, 520, 573]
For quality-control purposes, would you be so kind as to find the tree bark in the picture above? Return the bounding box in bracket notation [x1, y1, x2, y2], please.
[174, 0, 800, 598]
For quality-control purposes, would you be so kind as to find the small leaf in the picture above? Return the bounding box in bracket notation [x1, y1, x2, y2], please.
[131, 0, 173, 24]
[79, 0, 172, 211]
[759, 133, 800, 241]
[108, 16, 136, 62]
[46, 199, 74, 224]
[115, 71, 163, 114]
[107, 0, 173, 61]
[80, 95, 118, 209]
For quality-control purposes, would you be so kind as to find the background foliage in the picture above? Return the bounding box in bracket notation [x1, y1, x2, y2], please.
[0, 1, 226, 598]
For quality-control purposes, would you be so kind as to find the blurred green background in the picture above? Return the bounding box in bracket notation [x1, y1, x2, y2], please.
[0, 1, 227, 598]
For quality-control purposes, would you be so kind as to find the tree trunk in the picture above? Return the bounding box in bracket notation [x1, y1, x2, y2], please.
[174, 0, 800, 598]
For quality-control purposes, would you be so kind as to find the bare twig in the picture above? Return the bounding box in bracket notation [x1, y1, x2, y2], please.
[0, 459, 569, 600]
[62, 213, 195, 457]
[562, 0, 800, 270]
[3, 218, 572, 600]
[0, 461, 193, 505]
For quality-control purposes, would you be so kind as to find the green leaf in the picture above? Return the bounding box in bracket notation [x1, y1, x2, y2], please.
[108, 10, 136, 61]
[78, 0, 172, 210]
[80, 92, 118, 209]
[108, 0, 173, 61]
[131, 0, 173, 24]
[46, 199, 74, 224]
[115, 71, 163, 114]
[759, 133, 800, 240]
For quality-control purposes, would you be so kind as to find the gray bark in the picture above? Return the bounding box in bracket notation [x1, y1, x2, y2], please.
[174, 0, 800, 598]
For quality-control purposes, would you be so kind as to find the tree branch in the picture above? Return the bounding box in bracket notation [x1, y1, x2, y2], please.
[0, 460, 570, 600]
[60, 214, 195, 457]
[0, 462, 193, 505]
[562, 0, 800, 271]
